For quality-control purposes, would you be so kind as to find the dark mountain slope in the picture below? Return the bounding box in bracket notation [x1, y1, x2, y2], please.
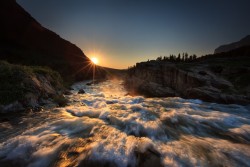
[214, 35, 250, 54]
[0, 0, 92, 81]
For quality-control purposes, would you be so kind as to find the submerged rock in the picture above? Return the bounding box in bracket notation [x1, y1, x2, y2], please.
[78, 89, 86, 94]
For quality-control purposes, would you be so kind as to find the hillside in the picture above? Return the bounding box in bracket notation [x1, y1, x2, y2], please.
[125, 46, 250, 105]
[0, 61, 68, 112]
[0, 0, 127, 112]
[214, 35, 250, 54]
[0, 0, 93, 82]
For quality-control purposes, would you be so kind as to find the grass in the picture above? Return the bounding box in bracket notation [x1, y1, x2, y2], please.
[0, 61, 64, 105]
[0, 61, 32, 105]
[31, 66, 64, 88]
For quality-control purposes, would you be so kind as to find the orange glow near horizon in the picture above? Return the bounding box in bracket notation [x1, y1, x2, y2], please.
[91, 57, 98, 65]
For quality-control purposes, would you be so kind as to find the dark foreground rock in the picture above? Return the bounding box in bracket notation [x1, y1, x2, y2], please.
[0, 61, 66, 113]
[125, 51, 250, 105]
[78, 89, 85, 94]
[78, 147, 163, 167]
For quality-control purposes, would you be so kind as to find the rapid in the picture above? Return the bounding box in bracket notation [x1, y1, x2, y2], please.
[0, 80, 250, 167]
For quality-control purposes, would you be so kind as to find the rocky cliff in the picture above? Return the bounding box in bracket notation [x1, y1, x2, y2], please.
[125, 47, 250, 105]
[0, 0, 93, 81]
[214, 35, 250, 54]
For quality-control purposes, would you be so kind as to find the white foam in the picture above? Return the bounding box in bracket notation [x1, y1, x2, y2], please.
[1, 80, 250, 167]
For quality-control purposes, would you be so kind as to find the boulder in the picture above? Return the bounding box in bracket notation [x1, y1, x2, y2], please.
[78, 89, 85, 94]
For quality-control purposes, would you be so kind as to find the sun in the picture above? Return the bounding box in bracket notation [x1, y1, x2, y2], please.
[91, 57, 98, 65]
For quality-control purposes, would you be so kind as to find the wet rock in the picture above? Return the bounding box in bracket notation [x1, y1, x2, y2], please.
[78, 89, 85, 94]
[185, 87, 250, 105]
[0, 101, 25, 113]
[86, 82, 92, 86]
[136, 148, 163, 167]
[64, 90, 72, 95]
[78, 159, 117, 167]
[138, 82, 176, 97]
[198, 71, 207, 75]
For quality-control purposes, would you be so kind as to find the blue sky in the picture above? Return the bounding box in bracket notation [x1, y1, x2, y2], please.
[17, 0, 250, 69]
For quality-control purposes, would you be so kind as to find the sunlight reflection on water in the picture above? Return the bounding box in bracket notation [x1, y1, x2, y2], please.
[0, 80, 250, 167]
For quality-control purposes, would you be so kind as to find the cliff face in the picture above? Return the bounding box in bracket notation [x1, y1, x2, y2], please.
[125, 52, 250, 105]
[214, 35, 250, 54]
[0, 0, 92, 81]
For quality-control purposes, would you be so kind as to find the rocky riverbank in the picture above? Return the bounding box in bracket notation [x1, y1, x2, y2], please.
[125, 50, 250, 105]
[0, 61, 68, 113]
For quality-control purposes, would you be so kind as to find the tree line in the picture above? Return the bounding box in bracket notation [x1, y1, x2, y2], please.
[128, 45, 250, 70]
[155, 53, 197, 62]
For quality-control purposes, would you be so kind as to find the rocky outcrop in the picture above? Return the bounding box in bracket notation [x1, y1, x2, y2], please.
[214, 35, 250, 54]
[125, 57, 250, 105]
[0, 61, 66, 113]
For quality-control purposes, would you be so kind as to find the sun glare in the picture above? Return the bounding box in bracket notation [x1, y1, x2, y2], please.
[91, 57, 98, 65]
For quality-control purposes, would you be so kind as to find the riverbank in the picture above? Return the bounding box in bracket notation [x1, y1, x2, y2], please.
[125, 48, 250, 105]
[0, 61, 67, 113]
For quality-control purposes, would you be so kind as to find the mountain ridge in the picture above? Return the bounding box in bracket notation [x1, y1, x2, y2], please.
[0, 0, 92, 81]
[214, 35, 250, 54]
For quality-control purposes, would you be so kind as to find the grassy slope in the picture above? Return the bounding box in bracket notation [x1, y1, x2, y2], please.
[0, 61, 63, 105]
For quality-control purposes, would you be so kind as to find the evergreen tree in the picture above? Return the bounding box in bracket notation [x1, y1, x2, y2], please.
[177, 53, 181, 62]
[184, 53, 188, 61]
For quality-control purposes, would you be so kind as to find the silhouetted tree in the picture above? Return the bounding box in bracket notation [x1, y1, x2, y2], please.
[184, 53, 188, 61]
[193, 54, 197, 60]
[177, 53, 181, 62]
[156, 56, 162, 61]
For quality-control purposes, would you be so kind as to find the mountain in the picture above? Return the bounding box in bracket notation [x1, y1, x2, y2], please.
[214, 35, 250, 54]
[0, 0, 93, 82]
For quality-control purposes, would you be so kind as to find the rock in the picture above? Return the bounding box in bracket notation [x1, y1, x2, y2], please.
[24, 93, 39, 108]
[1, 101, 25, 113]
[64, 90, 72, 95]
[198, 71, 207, 75]
[86, 81, 95, 86]
[185, 87, 221, 102]
[78, 89, 85, 94]
[136, 148, 163, 167]
[138, 82, 176, 97]
[125, 58, 250, 105]
[0, 61, 66, 113]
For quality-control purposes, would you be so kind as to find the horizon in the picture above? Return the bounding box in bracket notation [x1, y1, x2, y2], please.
[17, 0, 250, 69]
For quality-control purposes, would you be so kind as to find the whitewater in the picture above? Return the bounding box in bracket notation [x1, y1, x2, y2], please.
[0, 80, 250, 167]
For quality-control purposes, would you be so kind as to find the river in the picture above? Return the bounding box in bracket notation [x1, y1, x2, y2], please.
[0, 80, 250, 167]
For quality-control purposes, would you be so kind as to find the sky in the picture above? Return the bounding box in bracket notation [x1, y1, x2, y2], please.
[17, 0, 250, 69]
